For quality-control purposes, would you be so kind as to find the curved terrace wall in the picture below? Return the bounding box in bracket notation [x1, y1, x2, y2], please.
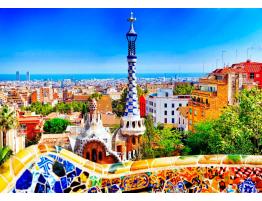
[0, 144, 261, 193]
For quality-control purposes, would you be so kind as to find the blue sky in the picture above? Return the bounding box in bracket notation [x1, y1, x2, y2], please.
[1, 8, 262, 74]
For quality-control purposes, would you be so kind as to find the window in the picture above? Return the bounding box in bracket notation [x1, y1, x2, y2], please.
[250, 73, 255, 79]
[92, 149, 97, 162]
[179, 103, 182, 107]
[179, 118, 181, 124]
[86, 152, 90, 160]
[164, 111, 167, 115]
[172, 103, 175, 108]
[189, 108, 192, 114]
[132, 136, 136, 145]
[206, 99, 209, 104]
[98, 152, 102, 161]
[132, 121, 136, 128]
[172, 118, 175, 123]
[164, 103, 167, 108]
[171, 111, 175, 115]
[183, 119, 184, 125]
[164, 118, 167, 123]
[194, 111, 197, 116]
[165, 92, 169, 97]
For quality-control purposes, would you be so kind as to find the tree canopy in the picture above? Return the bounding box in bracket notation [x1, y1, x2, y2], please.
[0, 146, 12, 166]
[140, 115, 188, 159]
[23, 101, 89, 116]
[173, 83, 194, 95]
[185, 88, 262, 155]
[43, 118, 70, 134]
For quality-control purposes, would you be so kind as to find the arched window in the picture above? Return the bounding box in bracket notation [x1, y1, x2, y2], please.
[132, 121, 136, 128]
[126, 121, 129, 128]
[138, 120, 141, 127]
[92, 149, 97, 162]
[98, 151, 102, 161]
[132, 136, 136, 145]
[86, 152, 90, 160]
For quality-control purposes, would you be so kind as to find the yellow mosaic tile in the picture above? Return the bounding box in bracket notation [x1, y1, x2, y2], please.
[11, 157, 25, 176]
[130, 159, 152, 171]
[83, 160, 96, 172]
[0, 160, 13, 183]
[174, 156, 198, 166]
[151, 157, 174, 169]
[198, 155, 225, 164]
[244, 156, 262, 165]
[0, 175, 8, 193]
[15, 149, 34, 165]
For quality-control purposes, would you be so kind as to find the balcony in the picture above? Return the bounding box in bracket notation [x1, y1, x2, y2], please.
[188, 100, 210, 108]
[192, 90, 217, 97]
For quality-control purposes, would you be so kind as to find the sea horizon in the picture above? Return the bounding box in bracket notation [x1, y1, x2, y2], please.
[0, 72, 206, 81]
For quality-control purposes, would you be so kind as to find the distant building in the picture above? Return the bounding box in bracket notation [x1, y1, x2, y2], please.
[187, 60, 261, 131]
[177, 107, 189, 131]
[26, 71, 30, 81]
[146, 88, 190, 127]
[231, 60, 262, 88]
[16, 71, 20, 81]
[18, 111, 44, 141]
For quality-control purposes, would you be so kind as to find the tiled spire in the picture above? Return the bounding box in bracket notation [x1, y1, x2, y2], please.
[124, 12, 140, 117]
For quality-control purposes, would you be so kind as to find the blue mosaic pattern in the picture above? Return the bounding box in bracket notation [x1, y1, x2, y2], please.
[124, 60, 140, 117]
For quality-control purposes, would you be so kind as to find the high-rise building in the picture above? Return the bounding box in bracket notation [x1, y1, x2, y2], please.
[26, 71, 30, 81]
[16, 71, 20, 81]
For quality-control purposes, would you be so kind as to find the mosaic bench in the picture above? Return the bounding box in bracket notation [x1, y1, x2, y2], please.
[0, 144, 261, 193]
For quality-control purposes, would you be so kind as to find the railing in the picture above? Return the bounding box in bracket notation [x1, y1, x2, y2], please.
[192, 90, 217, 97]
[188, 101, 210, 108]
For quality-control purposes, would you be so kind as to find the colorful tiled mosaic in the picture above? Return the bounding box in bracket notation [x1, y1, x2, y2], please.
[0, 145, 262, 193]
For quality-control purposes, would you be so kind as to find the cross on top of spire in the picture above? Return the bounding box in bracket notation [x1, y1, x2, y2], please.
[128, 12, 136, 23]
[127, 12, 137, 35]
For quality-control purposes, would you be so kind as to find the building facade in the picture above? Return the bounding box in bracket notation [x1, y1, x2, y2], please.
[71, 99, 120, 164]
[146, 88, 190, 127]
[187, 60, 260, 131]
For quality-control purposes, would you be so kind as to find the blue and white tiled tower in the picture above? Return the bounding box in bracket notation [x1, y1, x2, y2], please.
[120, 12, 145, 136]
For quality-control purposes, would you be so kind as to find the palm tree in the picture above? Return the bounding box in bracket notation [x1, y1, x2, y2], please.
[0, 146, 12, 166]
[0, 105, 18, 147]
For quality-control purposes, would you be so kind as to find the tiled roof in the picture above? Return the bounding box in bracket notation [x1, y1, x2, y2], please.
[97, 95, 112, 113]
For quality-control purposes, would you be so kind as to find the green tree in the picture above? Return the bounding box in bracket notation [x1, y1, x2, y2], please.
[186, 88, 262, 155]
[0, 146, 12, 166]
[90, 92, 102, 101]
[0, 106, 18, 147]
[157, 128, 184, 157]
[173, 83, 194, 95]
[186, 121, 214, 154]
[43, 118, 70, 134]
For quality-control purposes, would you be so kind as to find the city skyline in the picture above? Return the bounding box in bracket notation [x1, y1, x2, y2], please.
[1, 8, 262, 74]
